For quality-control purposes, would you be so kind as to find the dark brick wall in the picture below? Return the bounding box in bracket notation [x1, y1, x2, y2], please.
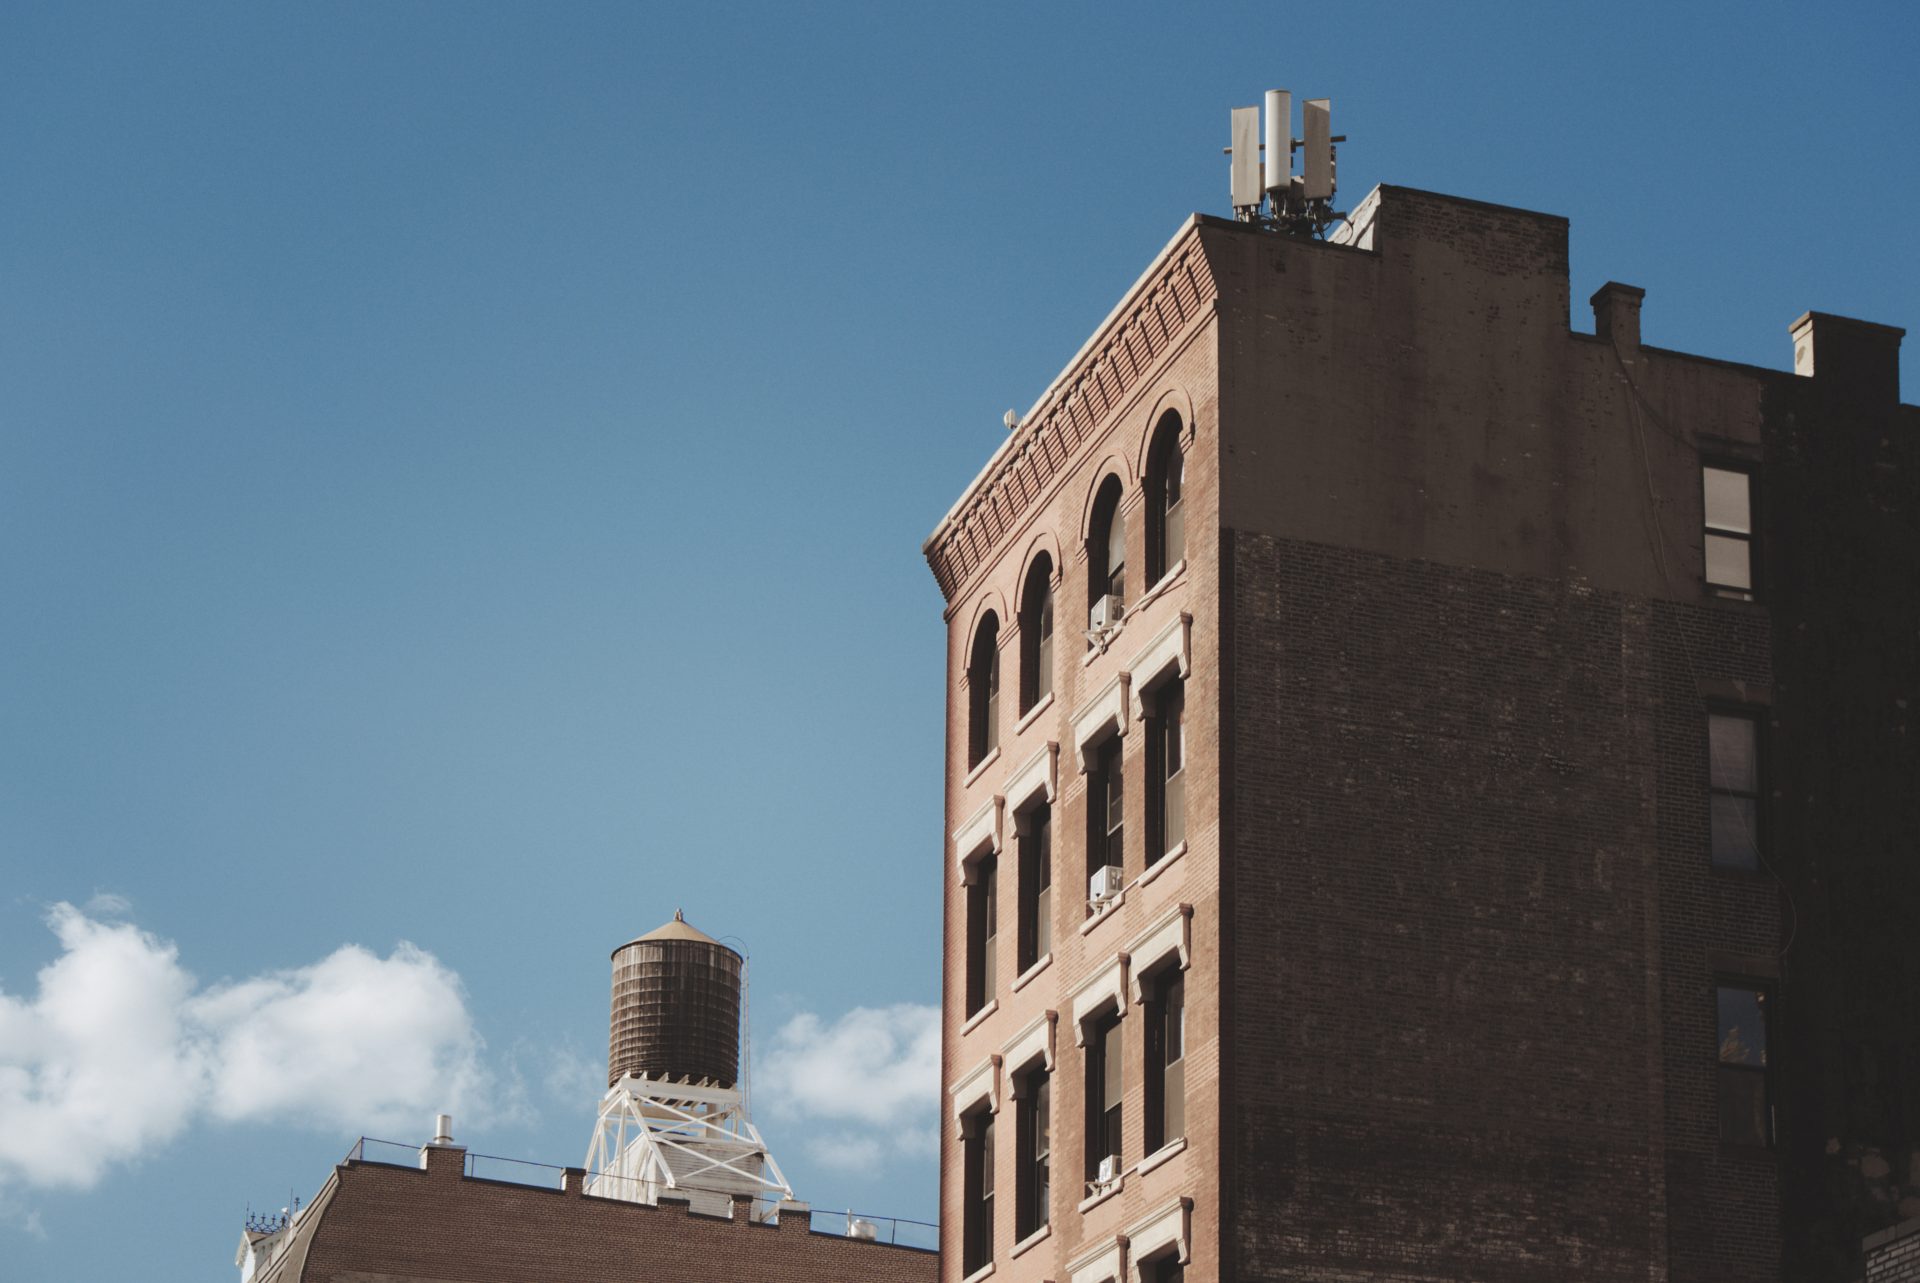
[1765, 369, 1920, 1275]
[1650, 599, 1780, 1283]
[1225, 531, 1667, 1283]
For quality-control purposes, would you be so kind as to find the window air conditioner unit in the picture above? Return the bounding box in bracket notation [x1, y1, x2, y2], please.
[1089, 594, 1124, 632]
[1096, 1154, 1121, 1186]
[1089, 865, 1124, 906]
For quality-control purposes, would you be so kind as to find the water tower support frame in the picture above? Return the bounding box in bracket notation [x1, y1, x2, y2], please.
[583, 1074, 794, 1216]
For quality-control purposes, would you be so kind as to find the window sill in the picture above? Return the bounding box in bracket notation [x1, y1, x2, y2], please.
[964, 747, 1002, 789]
[1709, 863, 1770, 882]
[1080, 892, 1125, 936]
[1702, 584, 1765, 611]
[1010, 1226, 1051, 1260]
[961, 999, 999, 1036]
[961, 1263, 996, 1283]
[1140, 842, 1187, 887]
[1136, 1137, 1187, 1176]
[1135, 560, 1187, 613]
[1078, 1176, 1124, 1214]
[1011, 953, 1053, 993]
[1716, 1140, 1777, 1161]
[1015, 692, 1055, 736]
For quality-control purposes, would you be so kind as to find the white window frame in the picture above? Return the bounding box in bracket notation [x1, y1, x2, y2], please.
[1069, 1236, 1126, 1283]
[1127, 612, 1192, 721]
[1000, 1010, 1058, 1077]
[1125, 1197, 1194, 1283]
[949, 1054, 1001, 1136]
[1126, 904, 1193, 1003]
[1071, 954, 1130, 1046]
[1073, 672, 1132, 773]
[953, 794, 1005, 886]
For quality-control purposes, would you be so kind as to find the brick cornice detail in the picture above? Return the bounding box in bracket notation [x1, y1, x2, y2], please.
[926, 231, 1216, 603]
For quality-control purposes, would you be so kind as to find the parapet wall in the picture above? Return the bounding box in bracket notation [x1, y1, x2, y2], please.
[264, 1146, 936, 1283]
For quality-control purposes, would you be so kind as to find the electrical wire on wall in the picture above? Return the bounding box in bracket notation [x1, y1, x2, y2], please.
[1606, 334, 1800, 965]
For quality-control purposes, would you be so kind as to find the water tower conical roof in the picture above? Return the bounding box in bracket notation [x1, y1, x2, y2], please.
[610, 908, 733, 957]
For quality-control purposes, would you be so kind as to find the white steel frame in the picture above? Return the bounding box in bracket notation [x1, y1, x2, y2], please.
[584, 1074, 793, 1217]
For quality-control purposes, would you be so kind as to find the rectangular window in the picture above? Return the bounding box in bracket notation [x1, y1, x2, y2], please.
[1709, 712, 1761, 872]
[1145, 971, 1186, 1153]
[1089, 737, 1124, 897]
[963, 1111, 995, 1274]
[1150, 682, 1186, 861]
[1018, 805, 1052, 972]
[1014, 1066, 1050, 1239]
[1717, 983, 1772, 1147]
[1085, 1013, 1123, 1181]
[1704, 465, 1754, 598]
[966, 856, 998, 1016]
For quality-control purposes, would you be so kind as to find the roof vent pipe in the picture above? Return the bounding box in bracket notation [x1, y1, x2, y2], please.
[432, 1114, 454, 1146]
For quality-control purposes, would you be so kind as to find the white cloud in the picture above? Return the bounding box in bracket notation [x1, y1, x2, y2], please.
[757, 1003, 939, 1172]
[0, 904, 493, 1192]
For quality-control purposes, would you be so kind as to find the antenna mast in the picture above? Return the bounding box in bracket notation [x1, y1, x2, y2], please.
[1225, 89, 1347, 237]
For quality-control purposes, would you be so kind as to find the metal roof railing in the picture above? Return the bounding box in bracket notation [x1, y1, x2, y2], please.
[339, 1136, 938, 1246]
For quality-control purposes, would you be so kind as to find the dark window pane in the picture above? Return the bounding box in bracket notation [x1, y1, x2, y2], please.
[1035, 586, 1053, 704]
[984, 646, 1000, 754]
[1164, 450, 1185, 570]
[1719, 1066, 1769, 1146]
[1165, 1055, 1185, 1143]
[980, 1114, 994, 1198]
[1718, 986, 1768, 1067]
[1107, 508, 1127, 600]
[982, 861, 998, 998]
[1712, 796, 1759, 871]
[1709, 715, 1757, 792]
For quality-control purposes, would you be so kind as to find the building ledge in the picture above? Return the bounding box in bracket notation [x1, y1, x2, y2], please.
[1010, 1225, 1052, 1260]
[1078, 1176, 1125, 1214]
[1011, 953, 1053, 993]
[1136, 1138, 1186, 1176]
[961, 1000, 999, 1036]
[1139, 843, 1186, 887]
[1016, 692, 1055, 736]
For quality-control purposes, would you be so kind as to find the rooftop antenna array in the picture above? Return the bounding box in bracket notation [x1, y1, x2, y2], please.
[1226, 90, 1346, 237]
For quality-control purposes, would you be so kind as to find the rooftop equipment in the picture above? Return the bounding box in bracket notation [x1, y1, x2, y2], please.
[1225, 87, 1347, 236]
[607, 910, 742, 1088]
[584, 911, 795, 1221]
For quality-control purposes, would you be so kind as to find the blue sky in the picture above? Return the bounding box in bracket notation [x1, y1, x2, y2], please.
[0, 3, 1913, 1280]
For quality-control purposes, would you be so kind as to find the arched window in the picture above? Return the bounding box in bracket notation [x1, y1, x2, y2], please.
[968, 613, 1001, 767]
[1019, 555, 1055, 713]
[1087, 477, 1126, 633]
[1146, 412, 1186, 584]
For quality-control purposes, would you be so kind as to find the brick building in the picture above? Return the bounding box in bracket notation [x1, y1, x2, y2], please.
[923, 183, 1916, 1283]
[235, 914, 939, 1283]
[237, 1139, 935, 1283]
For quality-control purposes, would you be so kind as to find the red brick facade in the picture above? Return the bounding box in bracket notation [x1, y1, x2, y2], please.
[927, 185, 1917, 1283]
[252, 1144, 935, 1283]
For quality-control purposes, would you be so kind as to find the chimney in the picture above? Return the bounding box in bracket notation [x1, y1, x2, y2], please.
[1790, 312, 1904, 408]
[1591, 282, 1646, 352]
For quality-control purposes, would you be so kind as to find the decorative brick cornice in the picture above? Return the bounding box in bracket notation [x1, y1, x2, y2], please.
[925, 224, 1217, 604]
